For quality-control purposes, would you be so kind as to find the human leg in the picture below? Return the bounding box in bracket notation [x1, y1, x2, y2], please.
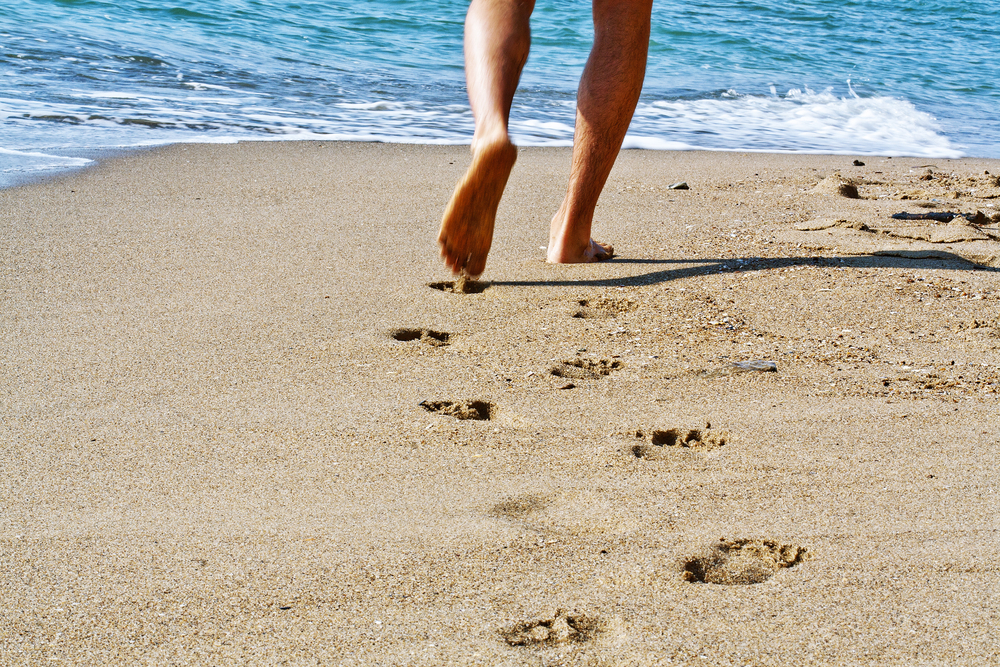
[547, 0, 652, 264]
[438, 0, 536, 277]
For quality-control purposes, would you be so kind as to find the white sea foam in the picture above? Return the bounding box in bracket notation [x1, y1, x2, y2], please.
[629, 89, 963, 157]
[516, 118, 576, 134]
[508, 118, 574, 146]
[0, 147, 93, 188]
[621, 136, 699, 151]
[182, 82, 234, 92]
[0, 147, 93, 165]
[337, 101, 409, 111]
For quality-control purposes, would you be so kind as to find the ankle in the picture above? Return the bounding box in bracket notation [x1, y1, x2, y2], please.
[472, 126, 513, 154]
[549, 207, 591, 248]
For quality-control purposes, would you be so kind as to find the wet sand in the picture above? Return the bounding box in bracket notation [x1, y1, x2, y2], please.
[2, 142, 999, 665]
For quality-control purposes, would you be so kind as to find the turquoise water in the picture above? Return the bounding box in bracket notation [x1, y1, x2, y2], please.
[2, 0, 999, 185]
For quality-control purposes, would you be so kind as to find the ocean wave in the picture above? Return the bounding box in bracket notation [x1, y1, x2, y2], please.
[337, 101, 409, 111]
[0, 147, 94, 188]
[0, 86, 963, 160]
[628, 89, 963, 158]
[621, 136, 699, 151]
[182, 82, 235, 92]
[0, 147, 94, 165]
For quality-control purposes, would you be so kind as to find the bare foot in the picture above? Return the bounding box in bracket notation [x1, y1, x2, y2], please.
[438, 138, 517, 277]
[547, 237, 614, 264]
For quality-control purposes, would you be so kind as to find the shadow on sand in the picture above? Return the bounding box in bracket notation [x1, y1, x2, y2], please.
[491, 250, 998, 289]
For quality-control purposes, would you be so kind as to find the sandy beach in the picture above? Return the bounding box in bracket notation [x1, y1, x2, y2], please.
[2, 142, 998, 665]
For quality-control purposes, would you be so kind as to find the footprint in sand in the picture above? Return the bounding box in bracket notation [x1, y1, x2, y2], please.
[420, 399, 492, 421]
[490, 494, 552, 520]
[682, 538, 808, 585]
[390, 328, 451, 346]
[631, 425, 728, 459]
[572, 297, 638, 319]
[428, 277, 489, 294]
[500, 609, 614, 647]
[550, 358, 623, 380]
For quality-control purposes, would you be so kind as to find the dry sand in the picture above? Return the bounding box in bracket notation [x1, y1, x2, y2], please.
[2, 142, 999, 666]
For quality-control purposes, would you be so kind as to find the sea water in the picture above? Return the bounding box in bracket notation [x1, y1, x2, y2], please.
[2, 0, 999, 186]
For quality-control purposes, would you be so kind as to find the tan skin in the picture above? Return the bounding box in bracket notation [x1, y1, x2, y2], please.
[438, 0, 653, 277]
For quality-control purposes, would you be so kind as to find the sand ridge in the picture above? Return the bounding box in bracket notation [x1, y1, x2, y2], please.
[1, 142, 999, 665]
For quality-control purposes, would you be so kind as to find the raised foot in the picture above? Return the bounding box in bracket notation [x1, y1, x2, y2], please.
[438, 139, 517, 277]
[546, 238, 614, 264]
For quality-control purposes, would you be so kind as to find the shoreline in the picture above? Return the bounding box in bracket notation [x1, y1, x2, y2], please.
[2, 141, 998, 664]
[6, 135, 1000, 192]
[0, 145, 153, 191]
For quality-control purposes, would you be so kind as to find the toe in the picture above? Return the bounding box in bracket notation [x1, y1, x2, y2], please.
[592, 241, 614, 261]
